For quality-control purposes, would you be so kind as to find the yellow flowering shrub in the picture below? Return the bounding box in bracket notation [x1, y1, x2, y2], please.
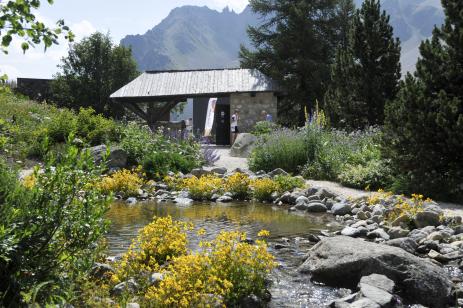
[181, 174, 224, 200]
[163, 174, 183, 191]
[144, 229, 276, 307]
[225, 172, 251, 199]
[251, 178, 279, 202]
[22, 173, 37, 189]
[367, 188, 393, 206]
[385, 194, 432, 224]
[97, 168, 144, 197]
[112, 216, 193, 286]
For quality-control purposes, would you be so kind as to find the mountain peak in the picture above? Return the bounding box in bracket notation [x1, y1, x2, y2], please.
[121, 1, 443, 73]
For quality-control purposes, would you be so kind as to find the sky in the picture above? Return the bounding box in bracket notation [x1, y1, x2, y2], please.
[0, 0, 249, 80]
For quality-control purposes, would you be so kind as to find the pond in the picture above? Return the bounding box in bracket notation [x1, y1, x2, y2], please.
[106, 201, 346, 307]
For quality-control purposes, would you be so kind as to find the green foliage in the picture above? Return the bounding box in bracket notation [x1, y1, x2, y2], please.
[76, 108, 119, 146]
[0, 147, 111, 306]
[121, 123, 202, 179]
[338, 159, 393, 190]
[383, 0, 463, 201]
[0, 91, 121, 160]
[0, 0, 74, 54]
[273, 174, 305, 193]
[251, 121, 280, 136]
[325, 0, 401, 129]
[52, 32, 139, 118]
[249, 128, 309, 174]
[240, 0, 354, 125]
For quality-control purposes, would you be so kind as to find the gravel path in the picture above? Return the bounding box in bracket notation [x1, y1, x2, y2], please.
[209, 146, 248, 171]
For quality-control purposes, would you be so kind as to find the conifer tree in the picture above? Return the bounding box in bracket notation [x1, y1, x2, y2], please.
[325, 0, 401, 129]
[383, 0, 463, 200]
[240, 0, 351, 125]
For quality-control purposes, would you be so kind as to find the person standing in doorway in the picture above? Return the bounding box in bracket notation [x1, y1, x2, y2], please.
[231, 109, 239, 144]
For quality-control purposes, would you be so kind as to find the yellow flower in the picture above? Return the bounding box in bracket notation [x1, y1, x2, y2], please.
[257, 230, 270, 237]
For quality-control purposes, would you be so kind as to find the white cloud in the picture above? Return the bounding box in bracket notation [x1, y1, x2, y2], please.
[1, 19, 97, 79]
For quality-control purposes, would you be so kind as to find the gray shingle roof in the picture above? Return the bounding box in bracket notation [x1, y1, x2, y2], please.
[110, 68, 280, 100]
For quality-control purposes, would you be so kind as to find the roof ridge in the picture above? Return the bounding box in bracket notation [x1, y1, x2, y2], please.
[145, 68, 247, 74]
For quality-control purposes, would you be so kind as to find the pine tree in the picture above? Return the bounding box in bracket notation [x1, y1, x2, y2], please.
[383, 0, 463, 200]
[240, 0, 351, 125]
[325, 0, 401, 129]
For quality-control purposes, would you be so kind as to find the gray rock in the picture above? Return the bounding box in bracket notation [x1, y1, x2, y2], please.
[371, 205, 385, 217]
[149, 272, 164, 286]
[358, 283, 393, 307]
[211, 167, 227, 175]
[366, 228, 390, 241]
[217, 195, 233, 203]
[427, 230, 451, 242]
[408, 229, 429, 242]
[173, 197, 194, 206]
[388, 227, 409, 239]
[306, 202, 328, 213]
[341, 226, 368, 238]
[126, 197, 137, 205]
[328, 293, 358, 308]
[299, 236, 453, 307]
[391, 214, 411, 227]
[306, 187, 319, 196]
[90, 263, 114, 279]
[111, 279, 139, 296]
[357, 211, 368, 220]
[414, 211, 442, 228]
[230, 133, 257, 158]
[268, 168, 289, 177]
[279, 191, 303, 205]
[385, 237, 418, 254]
[211, 193, 220, 201]
[332, 203, 352, 216]
[296, 196, 310, 205]
[307, 195, 321, 202]
[191, 168, 211, 178]
[349, 298, 380, 308]
[89, 145, 128, 169]
[308, 234, 321, 243]
[126, 303, 140, 308]
[359, 274, 394, 294]
[316, 188, 337, 200]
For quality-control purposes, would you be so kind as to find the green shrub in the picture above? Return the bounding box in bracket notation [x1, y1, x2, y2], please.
[76, 108, 119, 145]
[274, 174, 305, 192]
[122, 123, 202, 178]
[0, 147, 111, 305]
[143, 152, 198, 180]
[46, 108, 78, 143]
[249, 128, 309, 174]
[338, 159, 393, 190]
[251, 121, 280, 136]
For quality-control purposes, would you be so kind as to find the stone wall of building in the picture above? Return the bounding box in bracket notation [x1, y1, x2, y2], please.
[230, 92, 278, 133]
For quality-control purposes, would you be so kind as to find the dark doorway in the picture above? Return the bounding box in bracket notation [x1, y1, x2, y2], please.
[215, 104, 230, 145]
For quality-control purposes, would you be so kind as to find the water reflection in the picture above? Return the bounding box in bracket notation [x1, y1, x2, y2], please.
[106, 201, 343, 307]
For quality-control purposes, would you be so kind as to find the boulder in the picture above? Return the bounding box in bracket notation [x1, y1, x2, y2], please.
[89, 145, 128, 169]
[217, 195, 233, 203]
[90, 263, 114, 279]
[358, 284, 393, 307]
[268, 168, 289, 177]
[211, 167, 227, 175]
[306, 202, 328, 213]
[299, 236, 453, 307]
[341, 226, 367, 238]
[366, 228, 390, 241]
[126, 197, 137, 205]
[359, 274, 394, 293]
[230, 133, 257, 158]
[111, 279, 139, 296]
[349, 298, 380, 308]
[385, 237, 418, 254]
[332, 203, 352, 216]
[191, 168, 211, 178]
[387, 227, 409, 239]
[414, 210, 442, 228]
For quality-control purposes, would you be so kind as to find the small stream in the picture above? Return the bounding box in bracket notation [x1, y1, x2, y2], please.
[106, 201, 346, 307]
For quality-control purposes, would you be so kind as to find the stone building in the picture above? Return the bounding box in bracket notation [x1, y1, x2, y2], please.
[110, 68, 282, 145]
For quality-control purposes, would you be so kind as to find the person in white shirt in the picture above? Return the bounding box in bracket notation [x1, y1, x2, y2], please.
[231, 110, 239, 144]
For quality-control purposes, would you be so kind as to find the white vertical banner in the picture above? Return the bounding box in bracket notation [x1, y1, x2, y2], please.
[204, 98, 217, 136]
